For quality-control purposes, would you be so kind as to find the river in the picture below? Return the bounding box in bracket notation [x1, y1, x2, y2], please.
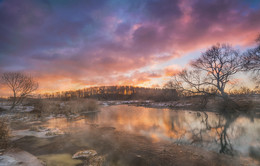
[12, 105, 260, 165]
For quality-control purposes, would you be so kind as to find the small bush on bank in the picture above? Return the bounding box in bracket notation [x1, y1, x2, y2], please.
[0, 118, 9, 149]
[31, 99, 99, 116]
[64, 99, 99, 114]
[216, 98, 254, 113]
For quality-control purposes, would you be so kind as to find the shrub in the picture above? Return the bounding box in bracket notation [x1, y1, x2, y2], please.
[32, 99, 60, 115]
[63, 99, 99, 114]
[0, 118, 9, 149]
[31, 99, 99, 116]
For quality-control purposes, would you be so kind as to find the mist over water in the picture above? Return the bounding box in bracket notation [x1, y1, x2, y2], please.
[43, 105, 260, 158]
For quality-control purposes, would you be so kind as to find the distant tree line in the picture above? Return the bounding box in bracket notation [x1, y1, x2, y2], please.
[41, 86, 179, 102]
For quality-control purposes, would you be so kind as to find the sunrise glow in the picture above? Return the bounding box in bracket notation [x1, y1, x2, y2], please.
[0, 0, 260, 96]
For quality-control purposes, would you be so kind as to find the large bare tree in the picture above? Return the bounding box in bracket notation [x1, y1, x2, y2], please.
[1, 72, 38, 110]
[243, 35, 260, 84]
[172, 44, 243, 100]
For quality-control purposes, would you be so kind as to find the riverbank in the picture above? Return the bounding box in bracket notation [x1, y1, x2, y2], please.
[100, 95, 260, 113]
[1, 94, 260, 114]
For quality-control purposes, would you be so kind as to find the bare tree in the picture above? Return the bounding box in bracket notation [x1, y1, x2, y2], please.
[172, 44, 243, 100]
[1, 72, 38, 110]
[243, 34, 260, 84]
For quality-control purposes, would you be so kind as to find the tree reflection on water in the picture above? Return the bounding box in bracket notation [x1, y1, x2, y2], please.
[44, 105, 259, 159]
[165, 107, 257, 156]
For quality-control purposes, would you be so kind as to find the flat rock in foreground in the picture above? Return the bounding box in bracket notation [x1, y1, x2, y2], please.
[0, 148, 43, 166]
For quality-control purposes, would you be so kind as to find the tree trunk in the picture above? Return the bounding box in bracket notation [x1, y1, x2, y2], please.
[10, 103, 15, 111]
[10, 92, 16, 111]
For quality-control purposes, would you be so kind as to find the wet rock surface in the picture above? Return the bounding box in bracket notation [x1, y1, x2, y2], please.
[11, 127, 64, 141]
[87, 155, 105, 166]
[0, 148, 43, 166]
[72, 150, 97, 159]
[72, 149, 105, 166]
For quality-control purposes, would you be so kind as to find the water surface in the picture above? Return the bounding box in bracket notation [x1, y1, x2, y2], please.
[15, 105, 260, 165]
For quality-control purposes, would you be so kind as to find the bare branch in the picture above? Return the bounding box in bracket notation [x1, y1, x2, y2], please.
[243, 35, 260, 84]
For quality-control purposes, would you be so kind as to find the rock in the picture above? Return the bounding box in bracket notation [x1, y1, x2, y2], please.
[12, 127, 64, 140]
[88, 155, 105, 166]
[29, 126, 45, 132]
[72, 150, 97, 159]
[45, 128, 64, 136]
[0, 155, 17, 166]
[0, 148, 43, 166]
[72, 150, 105, 166]
[249, 146, 260, 161]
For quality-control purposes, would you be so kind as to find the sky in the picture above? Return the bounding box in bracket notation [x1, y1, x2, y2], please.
[0, 0, 260, 95]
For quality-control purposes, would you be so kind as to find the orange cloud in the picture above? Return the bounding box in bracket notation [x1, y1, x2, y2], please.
[164, 65, 182, 77]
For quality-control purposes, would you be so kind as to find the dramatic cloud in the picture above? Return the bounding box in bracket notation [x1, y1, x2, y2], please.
[0, 0, 259, 95]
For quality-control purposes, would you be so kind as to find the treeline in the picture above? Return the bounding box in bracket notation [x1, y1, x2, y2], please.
[41, 86, 178, 101]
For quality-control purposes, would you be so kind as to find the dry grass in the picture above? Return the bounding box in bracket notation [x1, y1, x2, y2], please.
[32, 99, 99, 116]
[64, 99, 99, 114]
[0, 118, 10, 149]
